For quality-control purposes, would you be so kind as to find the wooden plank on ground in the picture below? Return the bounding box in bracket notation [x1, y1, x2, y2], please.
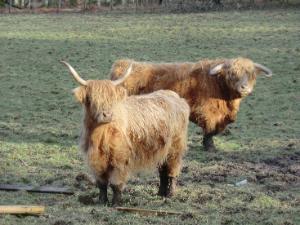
[0, 205, 45, 215]
[115, 207, 183, 216]
[0, 184, 74, 195]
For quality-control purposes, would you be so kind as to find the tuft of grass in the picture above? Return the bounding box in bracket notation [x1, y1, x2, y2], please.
[250, 194, 282, 209]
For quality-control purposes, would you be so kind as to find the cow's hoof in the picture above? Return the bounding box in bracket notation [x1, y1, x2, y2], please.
[203, 144, 217, 152]
[99, 195, 108, 205]
[112, 199, 122, 207]
[158, 185, 167, 197]
[203, 134, 217, 152]
[111, 185, 122, 207]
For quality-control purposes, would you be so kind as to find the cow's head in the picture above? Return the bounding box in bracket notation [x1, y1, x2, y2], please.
[61, 61, 129, 124]
[209, 57, 272, 97]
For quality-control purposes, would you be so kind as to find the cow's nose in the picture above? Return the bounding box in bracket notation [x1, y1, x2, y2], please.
[241, 85, 247, 90]
[102, 111, 113, 119]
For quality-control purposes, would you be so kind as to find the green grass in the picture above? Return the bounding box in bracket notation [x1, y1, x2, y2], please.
[0, 9, 300, 225]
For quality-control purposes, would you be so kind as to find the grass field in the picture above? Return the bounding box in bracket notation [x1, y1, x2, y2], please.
[0, 9, 299, 225]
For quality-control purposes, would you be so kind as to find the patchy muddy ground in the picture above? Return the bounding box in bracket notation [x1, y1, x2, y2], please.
[0, 9, 299, 225]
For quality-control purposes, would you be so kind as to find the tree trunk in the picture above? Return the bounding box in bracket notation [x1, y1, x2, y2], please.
[9, 0, 11, 13]
[83, 0, 87, 10]
[110, 0, 113, 10]
[31, 0, 37, 13]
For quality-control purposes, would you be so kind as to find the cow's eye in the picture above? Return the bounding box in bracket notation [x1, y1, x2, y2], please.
[229, 75, 236, 81]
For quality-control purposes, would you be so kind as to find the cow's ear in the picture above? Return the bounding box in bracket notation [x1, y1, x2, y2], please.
[73, 86, 87, 104]
[209, 63, 225, 76]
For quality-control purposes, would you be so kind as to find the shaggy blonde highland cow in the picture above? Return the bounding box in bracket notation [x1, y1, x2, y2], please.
[61, 61, 190, 206]
[110, 57, 272, 151]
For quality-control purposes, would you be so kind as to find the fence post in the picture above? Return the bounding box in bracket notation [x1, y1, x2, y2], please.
[56, 0, 61, 13]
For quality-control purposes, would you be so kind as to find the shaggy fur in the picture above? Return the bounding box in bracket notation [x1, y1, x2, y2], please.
[110, 57, 271, 151]
[73, 80, 190, 205]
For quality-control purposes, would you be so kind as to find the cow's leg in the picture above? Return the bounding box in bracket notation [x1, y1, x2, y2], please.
[203, 132, 217, 151]
[194, 114, 219, 151]
[158, 164, 177, 197]
[96, 180, 108, 204]
[166, 176, 177, 197]
[159, 144, 184, 197]
[111, 183, 124, 206]
[110, 169, 128, 206]
[164, 154, 182, 197]
[158, 163, 169, 197]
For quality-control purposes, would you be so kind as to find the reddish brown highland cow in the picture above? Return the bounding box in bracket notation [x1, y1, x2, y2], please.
[110, 57, 272, 151]
[61, 61, 190, 206]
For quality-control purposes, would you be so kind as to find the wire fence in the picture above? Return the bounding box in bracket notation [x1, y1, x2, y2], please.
[0, 0, 298, 13]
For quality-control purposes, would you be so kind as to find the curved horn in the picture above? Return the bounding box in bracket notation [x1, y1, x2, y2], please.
[112, 62, 133, 85]
[254, 63, 272, 77]
[61, 61, 87, 86]
[209, 63, 225, 76]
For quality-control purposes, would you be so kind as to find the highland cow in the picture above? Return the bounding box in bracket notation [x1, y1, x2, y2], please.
[61, 61, 190, 206]
[110, 57, 272, 151]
